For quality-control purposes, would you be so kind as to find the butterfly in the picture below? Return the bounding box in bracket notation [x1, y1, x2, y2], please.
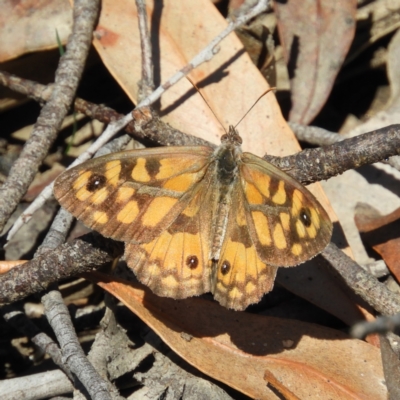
[53, 126, 332, 310]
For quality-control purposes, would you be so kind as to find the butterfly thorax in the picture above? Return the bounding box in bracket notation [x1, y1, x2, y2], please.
[216, 126, 242, 185]
[216, 144, 239, 185]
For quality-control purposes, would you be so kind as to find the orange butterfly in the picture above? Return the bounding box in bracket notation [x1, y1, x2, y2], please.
[54, 126, 332, 310]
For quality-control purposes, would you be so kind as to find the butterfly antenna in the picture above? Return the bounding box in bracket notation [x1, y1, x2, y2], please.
[186, 77, 227, 134]
[234, 87, 276, 129]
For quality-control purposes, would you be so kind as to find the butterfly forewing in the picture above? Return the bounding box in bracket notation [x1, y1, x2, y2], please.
[54, 146, 213, 243]
[239, 152, 333, 267]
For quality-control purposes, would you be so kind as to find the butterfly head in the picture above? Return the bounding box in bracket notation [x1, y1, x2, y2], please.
[221, 125, 243, 146]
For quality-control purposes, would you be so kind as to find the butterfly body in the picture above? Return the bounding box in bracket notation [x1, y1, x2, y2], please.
[208, 130, 243, 261]
[54, 126, 332, 310]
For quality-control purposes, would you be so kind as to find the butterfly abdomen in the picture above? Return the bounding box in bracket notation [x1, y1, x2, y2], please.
[210, 177, 237, 260]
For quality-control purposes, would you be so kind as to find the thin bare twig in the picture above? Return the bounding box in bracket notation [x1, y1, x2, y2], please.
[0, 370, 73, 399]
[36, 208, 76, 255]
[290, 122, 400, 171]
[266, 124, 400, 185]
[0, 70, 53, 103]
[351, 313, 400, 339]
[289, 122, 340, 146]
[0, 233, 123, 305]
[136, 0, 154, 98]
[322, 242, 400, 316]
[42, 289, 112, 400]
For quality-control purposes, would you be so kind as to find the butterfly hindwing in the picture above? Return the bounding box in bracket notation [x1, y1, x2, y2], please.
[54, 146, 214, 243]
[212, 180, 278, 310]
[240, 152, 332, 267]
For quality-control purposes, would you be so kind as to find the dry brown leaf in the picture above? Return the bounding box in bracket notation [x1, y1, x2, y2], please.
[91, 0, 379, 327]
[89, 0, 382, 323]
[94, 0, 295, 156]
[87, 272, 387, 400]
[275, 0, 357, 124]
[355, 203, 400, 282]
[0, 0, 72, 63]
